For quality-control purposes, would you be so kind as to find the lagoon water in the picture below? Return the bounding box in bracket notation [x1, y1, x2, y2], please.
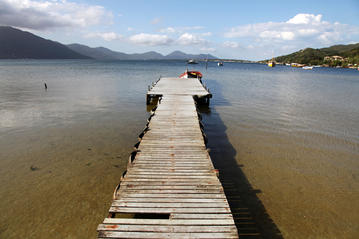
[0, 60, 358, 238]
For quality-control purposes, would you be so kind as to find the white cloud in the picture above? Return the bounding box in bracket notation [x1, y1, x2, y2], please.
[159, 27, 176, 33]
[177, 33, 207, 45]
[129, 33, 173, 46]
[159, 26, 205, 34]
[286, 13, 322, 25]
[224, 13, 359, 45]
[0, 0, 113, 30]
[201, 32, 212, 37]
[259, 31, 295, 40]
[297, 28, 319, 36]
[85, 32, 122, 41]
[223, 41, 240, 48]
[127, 27, 134, 31]
[200, 47, 216, 52]
[182, 26, 204, 31]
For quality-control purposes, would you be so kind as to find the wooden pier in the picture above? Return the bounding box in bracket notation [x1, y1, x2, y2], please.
[97, 77, 238, 238]
[146, 77, 212, 105]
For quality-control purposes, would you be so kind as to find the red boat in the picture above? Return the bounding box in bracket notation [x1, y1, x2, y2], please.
[179, 70, 203, 79]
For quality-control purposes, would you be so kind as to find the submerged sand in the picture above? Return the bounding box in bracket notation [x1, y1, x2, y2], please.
[221, 115, 359, 238]
[1, 109, 358, 239]
[0, 122, 141, 238]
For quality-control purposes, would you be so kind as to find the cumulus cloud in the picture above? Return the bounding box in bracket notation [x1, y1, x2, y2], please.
[159, 26, 205, 34]
[85, 32, 122, 41]
[223, 41, 240, 48]
[0, 0, 113, 30]
[225, 13, 359, 45]
[177, 33, 207, 45]
[159, 27, 176, 33]
[200, 47, 216, 52]
[286, 13, 322, 25]
[201, 32, 212, 37]
[182, 26, 204, 31]
[129, 33, 173, 46]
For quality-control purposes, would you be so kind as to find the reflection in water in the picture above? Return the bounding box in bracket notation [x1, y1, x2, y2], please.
[203, 108, 282, 238]
[199, 82, 283, 238]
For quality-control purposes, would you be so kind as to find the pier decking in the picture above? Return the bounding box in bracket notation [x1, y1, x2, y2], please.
[97, 77, 238, 238]
[146, 77, 212, 105]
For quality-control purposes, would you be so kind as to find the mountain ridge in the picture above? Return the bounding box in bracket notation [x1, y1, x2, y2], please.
[0, 26, 218, 60]
[0, 26, 89, 59]
[67, 43, 217, 60]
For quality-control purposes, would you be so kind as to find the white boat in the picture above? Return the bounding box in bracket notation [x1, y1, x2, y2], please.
[218, 62, 223, 66]
[187, 59, 198, 64]
[302, 66, 313, 70]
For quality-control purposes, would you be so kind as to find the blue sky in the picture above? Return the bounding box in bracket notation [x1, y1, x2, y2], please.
[1, 0, 359, 60]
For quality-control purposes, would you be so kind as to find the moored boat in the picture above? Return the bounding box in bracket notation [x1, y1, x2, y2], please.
[218, 62, 223, 66]
[302, 66, 313, 70]
[268, 61, 276, 67]
[291, 63, 304, 67]
[179, 70, 203, 79]
[187, 59, 198, 64]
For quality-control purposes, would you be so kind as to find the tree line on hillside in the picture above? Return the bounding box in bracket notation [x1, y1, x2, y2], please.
[272, 43, 359, 67]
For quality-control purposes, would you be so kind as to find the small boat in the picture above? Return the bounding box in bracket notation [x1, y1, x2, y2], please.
[187, 59, 198, 64]
[291, 63, 304, 67]
[179, 70, 203, 79]
[218, 62, 223, 66]
[268, 61, 276, 67]
[302, 66, 313, 70]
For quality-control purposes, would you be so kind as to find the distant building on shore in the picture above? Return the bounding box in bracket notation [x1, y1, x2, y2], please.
[324, 56, 347, 61]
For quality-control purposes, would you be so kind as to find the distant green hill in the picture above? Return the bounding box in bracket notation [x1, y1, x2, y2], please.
[272, 43, 359, 66]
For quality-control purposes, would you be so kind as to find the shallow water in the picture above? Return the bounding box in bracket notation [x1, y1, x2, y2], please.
[0, 60, 358, 238]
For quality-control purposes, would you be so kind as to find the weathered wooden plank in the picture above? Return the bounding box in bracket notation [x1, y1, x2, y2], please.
[125, 172, 215, 176]
[113, 198, 227, 203]
[117, 189, 224, 194]
[117, 193, 227, 199]
[98, 231, 238, 239]
[109, 207, 231, 214]
[121, 185, 222, 190]
[98, 224, 237, 233]
[111, 202, 229, 208]
[121, 179, 219, 182]
[170, 213, 234, 219]
[120, 181, 218, 185]
[103, 218, 235, 225]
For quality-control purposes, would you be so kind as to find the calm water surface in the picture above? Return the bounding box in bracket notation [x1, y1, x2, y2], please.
[0, 60, 358, 238]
